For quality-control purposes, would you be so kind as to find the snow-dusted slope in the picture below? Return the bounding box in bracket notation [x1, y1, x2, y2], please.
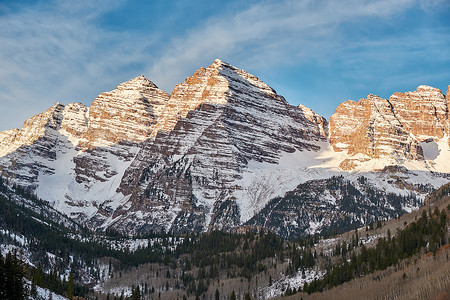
[0, 60, 449, 235]
[0, 77, 169, 226]
[116, 59, 328, 233]
[0, 103, 85, 186]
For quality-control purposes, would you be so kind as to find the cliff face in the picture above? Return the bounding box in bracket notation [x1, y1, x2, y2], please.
[329, 86, 449, 170]
[0, 103, 87, 185]
[389, 86, 447, 141]
[72, 76, 169, 191]
[447, 86, 450, 109]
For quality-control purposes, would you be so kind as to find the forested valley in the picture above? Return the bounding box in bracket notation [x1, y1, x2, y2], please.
[0, 176, 449, 299]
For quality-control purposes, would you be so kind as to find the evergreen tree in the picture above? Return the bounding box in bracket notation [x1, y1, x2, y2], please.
[303, 208, 448, 294]
[66, 271, 75, 299]
[230, 290, 237, 300]
[2, 251, 26, 300]
[215, 288, 220, 300]
[0, 253, 4, 299]
[131, 285, 141, 300]
[33, 264, 44, 287]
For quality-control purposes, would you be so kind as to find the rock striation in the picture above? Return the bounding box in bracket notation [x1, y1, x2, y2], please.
[389, 86, 447, 141]
[0, 60, 448, 235]
[0, 60, 327, 234]
[81, 75, 169, 149]
[0, 103, 79, 185]
[116, 59, 328, 233]
[329, 86, 449, 170]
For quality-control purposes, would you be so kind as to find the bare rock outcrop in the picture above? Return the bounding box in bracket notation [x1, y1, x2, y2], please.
[329, 86, 448, 170]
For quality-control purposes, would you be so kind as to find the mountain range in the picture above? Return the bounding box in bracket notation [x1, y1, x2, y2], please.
[0, 59, 449, 237]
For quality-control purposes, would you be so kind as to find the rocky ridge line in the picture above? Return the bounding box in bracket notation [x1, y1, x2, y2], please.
[329, 85, 449, 170]
[0, 60, 448, 236]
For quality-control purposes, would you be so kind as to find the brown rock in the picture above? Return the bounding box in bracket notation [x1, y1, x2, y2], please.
[81, 75, 169, 149]
[330, 86, 448, 170]
[389, 85, 447, 140]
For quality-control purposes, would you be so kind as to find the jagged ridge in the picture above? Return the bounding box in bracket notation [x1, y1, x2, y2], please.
[329, 85, 450, 170]
[0, 59, 448, 236]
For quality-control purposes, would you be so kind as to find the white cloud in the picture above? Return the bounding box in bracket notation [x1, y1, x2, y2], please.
[147, 0, 420, 91]
[0, 0, 447, 131]
[0, 0, 151, 130]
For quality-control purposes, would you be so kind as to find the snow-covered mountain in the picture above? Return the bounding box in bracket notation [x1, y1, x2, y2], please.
[0, 59, 449, 236]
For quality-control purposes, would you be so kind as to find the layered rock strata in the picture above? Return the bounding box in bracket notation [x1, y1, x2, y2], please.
[329, 86, 449, 170]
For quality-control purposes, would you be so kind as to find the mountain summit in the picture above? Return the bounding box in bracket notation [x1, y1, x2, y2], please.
[330, 85, 449, 170]
[0, 59, 448, 235]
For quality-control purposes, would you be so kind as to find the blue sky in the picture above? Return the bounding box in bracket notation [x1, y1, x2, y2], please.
[0, 0, 449, 131]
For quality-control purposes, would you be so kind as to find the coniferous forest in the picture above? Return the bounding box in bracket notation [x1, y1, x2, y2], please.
[0, 175, 449, 299]
[0, 251, 26, 300]
[303, 206, 448, 294]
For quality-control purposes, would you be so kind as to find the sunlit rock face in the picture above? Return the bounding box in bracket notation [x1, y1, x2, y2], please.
[0, 60, 327, 234]
[0, 59, 448, 236]
[329, 86, 448, 170]
[119, 59, 328, 233]
[81, 75, 169, 149]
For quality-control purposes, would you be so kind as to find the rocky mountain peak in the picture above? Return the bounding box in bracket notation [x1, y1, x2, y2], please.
[416, 85, 442, 93]
[1, 59, 448, 236]
[80, 76, 170, 148]
[0, 101, 91, 185]
[116, 59, 329, 233]
[116, 75, 159, 91]
[329, 85, 448, 170]
[388, 85, 447, 141]
[211, 58, 226, 67]
[297, 104, 328, 137]
[150, 59, 313, 138]
[150, 60, 232, 136]
[0, 103, 66, 157]
[60, 102, 89, 140]
[215, 59, 278, 99]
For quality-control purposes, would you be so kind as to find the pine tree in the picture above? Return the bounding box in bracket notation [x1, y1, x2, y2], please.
[131, 285, 141, 300]
[0, 253, 4, 299]
[3, 251, 26, 300]
[215, 288, 220, 300]
[33, 264, 44, 287]
[230, 290, 237, 300]
[67, 271, 75, 299]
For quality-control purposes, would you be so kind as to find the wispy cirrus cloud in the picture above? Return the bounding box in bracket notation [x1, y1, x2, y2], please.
[146, 0, 450, 119]
[147, 0, 422, 89]
[0, 0, 448, 130]
[0, 0, 152, 130]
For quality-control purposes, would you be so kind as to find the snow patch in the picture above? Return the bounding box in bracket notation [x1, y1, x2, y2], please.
[264, 268, 325, 298]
